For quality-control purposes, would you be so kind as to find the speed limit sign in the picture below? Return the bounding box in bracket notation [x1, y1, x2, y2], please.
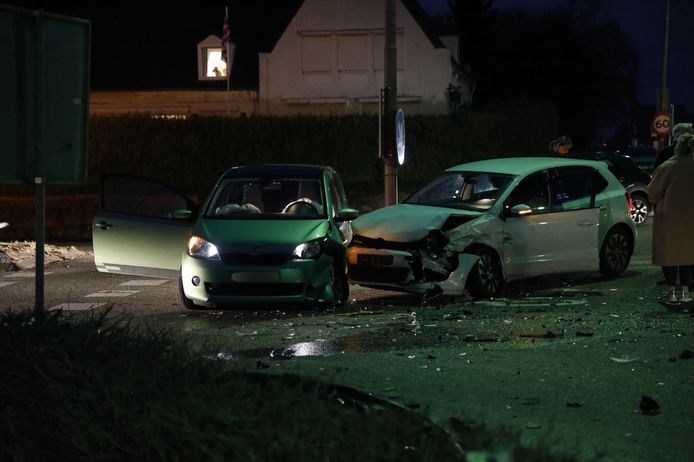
[652, 112, 671, 136]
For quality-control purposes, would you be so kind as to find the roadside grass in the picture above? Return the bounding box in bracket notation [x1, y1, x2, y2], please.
[0, 309, 588, 461]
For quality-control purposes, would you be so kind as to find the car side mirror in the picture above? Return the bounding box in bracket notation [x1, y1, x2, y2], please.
[508, 204, 532, 216]
[335, 208, 359, 222]
[170, 208, 195, 221]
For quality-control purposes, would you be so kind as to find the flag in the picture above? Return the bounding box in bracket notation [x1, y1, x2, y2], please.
[221, 7, 230, 62]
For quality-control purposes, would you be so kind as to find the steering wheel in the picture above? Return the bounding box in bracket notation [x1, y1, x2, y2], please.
[282, 199, 319, 216]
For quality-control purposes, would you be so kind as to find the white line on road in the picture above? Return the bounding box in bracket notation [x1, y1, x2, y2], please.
[0, 281, 16, 288]
[85, 290, 140, 298]
[119, 279, 169, 286]
[49, 302, 107, 311]
[3, 271, 54, 278]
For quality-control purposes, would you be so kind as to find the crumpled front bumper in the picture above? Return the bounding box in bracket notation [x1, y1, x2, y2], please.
[346, 246, 478, 295]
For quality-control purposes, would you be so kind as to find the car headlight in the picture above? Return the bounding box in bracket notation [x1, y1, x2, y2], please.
[292, 239, 323, 259]
[187, 236, 220, 260]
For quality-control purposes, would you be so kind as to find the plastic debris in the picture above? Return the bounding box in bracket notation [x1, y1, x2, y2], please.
[639, 396, 660, 415]
[270, 347, 296, 359]
[610, 356, 639, 363]
[235, 330, 258, 336]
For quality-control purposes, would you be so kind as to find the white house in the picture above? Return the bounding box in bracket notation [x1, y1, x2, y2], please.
[258, 0, 471, 116]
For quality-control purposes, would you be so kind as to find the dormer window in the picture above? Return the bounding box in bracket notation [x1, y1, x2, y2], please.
[197, 34, 234, 81]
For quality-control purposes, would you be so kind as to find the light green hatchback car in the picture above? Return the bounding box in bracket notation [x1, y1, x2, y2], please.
[92, 165, 358, 309]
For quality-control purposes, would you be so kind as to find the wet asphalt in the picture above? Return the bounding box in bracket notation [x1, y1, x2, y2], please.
[2, 222, 693, 461]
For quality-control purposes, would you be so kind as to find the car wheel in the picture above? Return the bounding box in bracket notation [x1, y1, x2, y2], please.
[629, 193, 650, 225]
[322, 260, 349, 308]
[599, 227, 632, 276]
[178, 272, 199, 310]
[467, 248, 504, 298]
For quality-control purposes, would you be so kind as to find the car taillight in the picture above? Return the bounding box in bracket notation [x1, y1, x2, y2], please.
[625, 192, 633, 213]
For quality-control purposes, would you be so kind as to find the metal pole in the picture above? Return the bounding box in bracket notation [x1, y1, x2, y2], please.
[657, 0, 670, 149]
[383, 0, 397, 206]
[35, 177, 45, 319]
[33, 13, 45, 320]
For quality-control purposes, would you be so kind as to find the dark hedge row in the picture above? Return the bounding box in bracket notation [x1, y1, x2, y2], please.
[2, 98, 558, 208]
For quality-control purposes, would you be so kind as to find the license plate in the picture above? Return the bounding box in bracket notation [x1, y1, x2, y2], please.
[357, 254, 393, 266]
[231, 271, 280, 283]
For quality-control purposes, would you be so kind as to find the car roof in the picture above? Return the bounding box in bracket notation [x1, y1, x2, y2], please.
[220, 164, 329, 179]
[446, 157, 608, 176]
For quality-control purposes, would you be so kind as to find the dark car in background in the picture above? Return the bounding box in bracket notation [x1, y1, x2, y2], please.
[570, 151, 652, 225]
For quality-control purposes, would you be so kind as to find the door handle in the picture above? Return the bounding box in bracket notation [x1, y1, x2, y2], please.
[95, 221, 112, 230]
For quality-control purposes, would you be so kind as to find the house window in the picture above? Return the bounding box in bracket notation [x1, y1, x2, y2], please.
[205, 47, 227, 78]
[337, 31, 368, 72]
[301, 32, 333, 73]
[197, 35, 232, 81]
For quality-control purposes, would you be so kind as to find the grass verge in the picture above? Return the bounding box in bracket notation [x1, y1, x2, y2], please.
[0, 309, 587, 461]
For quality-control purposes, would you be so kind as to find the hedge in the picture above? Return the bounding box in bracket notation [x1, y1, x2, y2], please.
[2, 98, 558, 210]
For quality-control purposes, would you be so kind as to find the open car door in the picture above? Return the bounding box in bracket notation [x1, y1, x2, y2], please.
[92, 175, 198, 279]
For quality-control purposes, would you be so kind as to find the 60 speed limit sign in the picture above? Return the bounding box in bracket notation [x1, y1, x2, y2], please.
[651, 112, 671, 136]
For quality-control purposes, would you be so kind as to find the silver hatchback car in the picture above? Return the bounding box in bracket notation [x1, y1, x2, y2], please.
[347, 157, 636, 299]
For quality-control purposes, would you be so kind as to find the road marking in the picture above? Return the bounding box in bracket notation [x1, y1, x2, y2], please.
[3, 271, 54, 278]
[85, 290, 140, 298]
[0, 281, 16, 288]
[119, 279, 168, 286]
[49, 302, 107, 311]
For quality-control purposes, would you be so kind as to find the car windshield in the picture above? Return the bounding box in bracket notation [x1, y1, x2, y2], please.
[404, 171, 515, 210]
[205, 176, 325, 219]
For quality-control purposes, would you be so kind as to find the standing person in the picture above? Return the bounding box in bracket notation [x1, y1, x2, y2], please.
[548, 135, 573, 156]
[647, 133, 694, 303]
[652, 122, 693, 171]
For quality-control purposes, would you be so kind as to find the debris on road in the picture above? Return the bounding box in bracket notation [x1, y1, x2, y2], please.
[639, 396, 660, 416]
[609, 356, 640, 363]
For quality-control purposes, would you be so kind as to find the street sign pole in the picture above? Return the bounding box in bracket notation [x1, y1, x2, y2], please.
[383, 0, 397, 206]
[35, 177, 45, 319]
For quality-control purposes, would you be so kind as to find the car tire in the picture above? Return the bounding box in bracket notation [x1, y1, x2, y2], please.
[466, 248, 504, 298]
[178, 272, 199, 310]
[629, 193, 650, 225]
[322, 260, 349, 308]
[599, 227, 632, 276]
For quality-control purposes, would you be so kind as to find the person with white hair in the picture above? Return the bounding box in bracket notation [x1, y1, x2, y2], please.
[653, 122, 694, 171]
[647, 133, 694, 303]
[548, 135, 573, 156]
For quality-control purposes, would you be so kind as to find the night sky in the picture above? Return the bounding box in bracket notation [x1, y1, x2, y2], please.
[422, 0, 694, 118]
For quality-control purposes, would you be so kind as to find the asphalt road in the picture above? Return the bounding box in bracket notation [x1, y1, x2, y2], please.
[2, 222, 693, 462]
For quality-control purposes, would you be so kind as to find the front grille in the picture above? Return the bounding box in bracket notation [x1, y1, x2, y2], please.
[219, 253, 289, 265]
[348, 265, 410, 284]
[205, 282, 304, 296]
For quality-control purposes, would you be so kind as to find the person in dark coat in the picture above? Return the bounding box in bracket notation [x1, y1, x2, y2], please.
[652, 122, 693, 171]
[647, 133, 694, 303]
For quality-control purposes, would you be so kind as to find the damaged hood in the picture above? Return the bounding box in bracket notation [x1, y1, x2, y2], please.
[352, 204, 480, 242]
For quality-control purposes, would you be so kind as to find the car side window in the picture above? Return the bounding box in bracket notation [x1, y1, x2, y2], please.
[553, 166, 606, 211]
[101, 175, 193, 219]
[505, 172, 551, 213]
